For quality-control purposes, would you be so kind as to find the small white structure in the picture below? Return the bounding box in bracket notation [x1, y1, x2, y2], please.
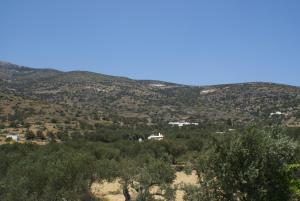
[270, 111, 284, 117]
[200, 89, 217, 95]
[6, 134, 19, 142]
[149, 83, 166, 87]
[168, 121, 199, 127]
[148, 133, 164, 141]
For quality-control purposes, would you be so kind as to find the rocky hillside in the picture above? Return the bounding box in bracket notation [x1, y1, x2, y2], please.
[1, 61, 300, 126]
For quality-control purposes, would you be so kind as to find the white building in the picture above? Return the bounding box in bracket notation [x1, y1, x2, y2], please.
[200, 89, 217, 95]
[148, 133, 164, 141]
[6, 134, 19, 142]
[270, 111, 284, 117]
[168, 121, 199, 127]
[149, 83, 166, 87]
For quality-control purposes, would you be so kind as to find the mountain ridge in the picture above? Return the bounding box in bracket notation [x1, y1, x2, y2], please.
[1, 61, 300, 126]
[2, 60, 299, 88]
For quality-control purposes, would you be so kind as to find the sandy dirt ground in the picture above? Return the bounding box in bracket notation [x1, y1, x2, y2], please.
[90, 170, 199, 201]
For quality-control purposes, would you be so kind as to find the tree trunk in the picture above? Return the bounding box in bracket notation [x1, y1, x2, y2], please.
[123, 185, 131, 201]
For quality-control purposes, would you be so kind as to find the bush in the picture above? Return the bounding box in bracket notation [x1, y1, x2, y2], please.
[25, 130, 35, 140]
[50, 118, 57, 123]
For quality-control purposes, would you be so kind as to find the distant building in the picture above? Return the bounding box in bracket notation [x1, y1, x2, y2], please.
[270, 111, 284, 117]
[200, 89, 217, 95]
[6, 134, 19, 142]
[149, 83, 166, 87]
[148, 133, 164, 141]
[168, 121, 199, 127]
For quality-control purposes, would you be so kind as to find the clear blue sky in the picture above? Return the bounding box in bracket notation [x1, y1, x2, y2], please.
[1, 0, 300, 86]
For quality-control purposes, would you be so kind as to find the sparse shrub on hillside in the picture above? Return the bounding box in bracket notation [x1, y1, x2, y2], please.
[56, 131, 69, 141]
[36, 130, 45, 140]
[46, 131, 56, 142]
[70, 131, 83, 140]
[50, 118, 57, 123]
[25, 129, 35, 140]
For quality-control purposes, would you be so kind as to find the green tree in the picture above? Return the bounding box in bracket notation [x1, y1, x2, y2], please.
[135, 156, 175, 201]
[284, 163, 300, 199]
[193, 127, 297, 201]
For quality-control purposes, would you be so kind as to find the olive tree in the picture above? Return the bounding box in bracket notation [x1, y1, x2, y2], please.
[192, 127, 297, 201]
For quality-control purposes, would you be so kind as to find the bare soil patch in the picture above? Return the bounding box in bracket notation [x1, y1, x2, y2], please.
[91, 170, 199, 201]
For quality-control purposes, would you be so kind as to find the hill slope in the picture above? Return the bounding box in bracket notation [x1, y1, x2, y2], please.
[1, 61, 300, 126]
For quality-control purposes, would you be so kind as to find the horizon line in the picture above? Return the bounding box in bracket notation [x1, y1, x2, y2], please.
[1, 59, 299, 88]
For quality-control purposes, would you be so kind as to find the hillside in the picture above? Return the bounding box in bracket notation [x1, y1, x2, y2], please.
[1, 61, 300, 200]
[1, 61, 300, 127]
